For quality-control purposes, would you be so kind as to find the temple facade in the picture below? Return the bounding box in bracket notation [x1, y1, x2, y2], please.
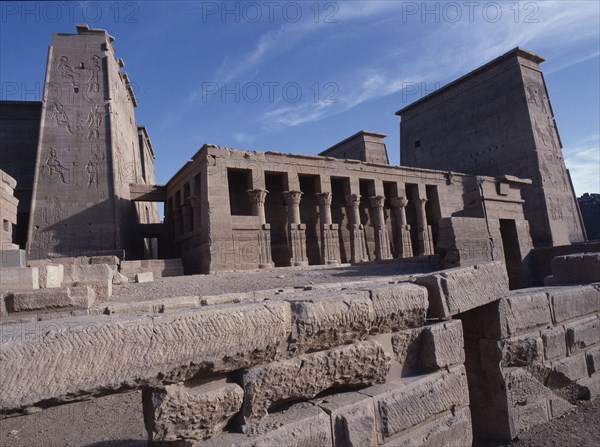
[0, 27, 586, 289]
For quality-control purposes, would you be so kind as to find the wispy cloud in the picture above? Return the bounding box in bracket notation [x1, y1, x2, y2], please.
[565, 134, 600, 195]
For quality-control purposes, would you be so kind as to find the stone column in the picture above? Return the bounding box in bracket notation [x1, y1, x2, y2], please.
[369, 195, 392, 261]
[345, 194, 369, 263]
[390, 197, 414, 258]
[282, 190, 308, 267]
[247, 189, 273, 268]
[246, 189, 268, 225]
[189, 196, 202, 234]
[415, 197, 435, 256]
[315, 192, 340, 265]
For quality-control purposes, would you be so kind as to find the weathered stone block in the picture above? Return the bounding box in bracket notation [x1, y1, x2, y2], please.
[143, 378, 243, 442]
[415, 261, 509, 318]
[5, 286, 95, 313]
[68, 264, 112, 300]
[360, 366, 469, 443]
[288, 290, 374, 354]
[119, 260, 141, 279]
[542, 327, 567, 361]
[0, 249, 26, 268]
[486, 291, 552, 339]
[586, 346, 600, 375]
[315, 391, 377, 447]
[517, 399, 548, 432]
[503, 368, 551, 408]
[566, 315, 600, 354]
[0, 301, 292, 412]
[380, 406, 472, 447]
[0, 267, 39, 291]
[547, 395, 575, 420]
[233, 402, 332, 447]
[549, 253, 600, 284]
[112, 271, 128, 285]
[550, 285, 600, 323]
[421, 320, 465, 369]
[242, 341, 389, 423]
[367, 283, 428, 332]
[391, 327, 424, 374]
[501, 334, 544, 367]
[552, 354, 588, 382]
[135, 271, 154, 283]
[89, 255, 119, 266]
[38, 264, 64, 289]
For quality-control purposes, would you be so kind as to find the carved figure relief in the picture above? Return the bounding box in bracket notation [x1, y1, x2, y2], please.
[526, 82, 546, 113]
[86, 154, 100, 188]
[46, 148, 67, 183]
[88, 55, 101, 92]
[50, 102, 73, 133]
[57, 56, 80, 93]
[43, 196, 65, 224]
[85, 104, 103, 139]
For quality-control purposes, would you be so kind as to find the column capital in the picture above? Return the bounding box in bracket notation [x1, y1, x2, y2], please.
[282, 190, 303, 205]
[390, 197, 408, 208]
[315, 192, 332, 206]
[417, 197, 428, 205]
[345, 193, 360, 206]
[246, 188, 269, 204]
[369, 195, 386, 209]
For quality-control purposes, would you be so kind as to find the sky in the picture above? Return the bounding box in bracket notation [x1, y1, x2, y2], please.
[1, 1, 599, 195]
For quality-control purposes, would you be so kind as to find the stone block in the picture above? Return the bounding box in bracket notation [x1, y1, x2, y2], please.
[68, 264, 112, 300]
[391, 327, 424, 374]
[0, 267, 39, 291]
[566, 315, 600, 354]
[0, 249, 26, 268]
[38, 264, 64, 289]
[485, 291, 552, 339]
[288, 290, 374, 354]
[143, 378, 243, 442]
[360, 366, 469, 443]
[503, 368, 551, 408]
[586, 346, 600, 375]
[135, 271, 154, 283]
[89, 255, 120, 266]
[547, 395, 575, 420]
[119, 260, 141, 279]
[550, 253, 600, 284]
[380, 406, 472, 447]
[234, 402, 333, 447]
[315, 391, 377, 447]
[552, 354, 588, 382]
[367, 283, 428, 332]
[241, 341, 389, 423]
[0, 301, 292, 412]
[500, 334, 544, 367]
[112, 271, 128, 285]
[550, 285, 600, 323]
[516, 399, 549, 432]
[5, 286, 95, 313]
[415, 261, 509, 318]
[542, 327, 567, 361]
[421, 320, 465, 369]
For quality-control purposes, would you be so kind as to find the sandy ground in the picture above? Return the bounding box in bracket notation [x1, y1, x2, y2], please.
[1, 261, 598, 446]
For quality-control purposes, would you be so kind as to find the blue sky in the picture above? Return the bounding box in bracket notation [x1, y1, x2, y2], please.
[1, 1, 599, 194]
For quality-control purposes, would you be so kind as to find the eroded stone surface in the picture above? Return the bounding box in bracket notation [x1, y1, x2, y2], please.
[143, 378, 243, 442]
[5, 286, 95, 313]
[242, 341, 390, 423]
[550, 285, 600, 323]
[367, 283, 428, 333]
[0, 301, 291, 413]
[416, 261, 509, 318]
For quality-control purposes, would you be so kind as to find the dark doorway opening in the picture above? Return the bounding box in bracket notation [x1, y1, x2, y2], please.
[299, 175, 320, 266]
[499, 219, 524, 290]
[265, 172, 288, 267]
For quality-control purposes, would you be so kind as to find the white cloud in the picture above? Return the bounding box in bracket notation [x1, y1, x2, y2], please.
[565, 135, 600, 195]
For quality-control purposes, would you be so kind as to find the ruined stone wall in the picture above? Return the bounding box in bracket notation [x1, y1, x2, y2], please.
[399, 48, 585, 248]
[458, 284, 600, 440]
